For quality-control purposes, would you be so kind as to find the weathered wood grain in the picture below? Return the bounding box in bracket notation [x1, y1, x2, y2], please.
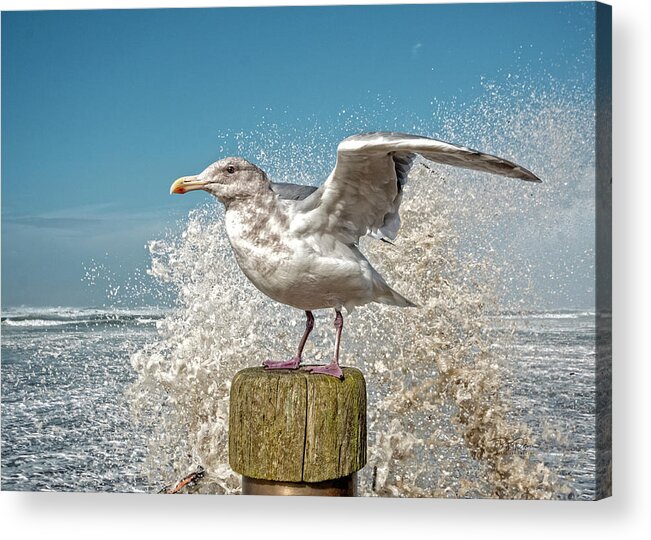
[229, 367, 366, 483]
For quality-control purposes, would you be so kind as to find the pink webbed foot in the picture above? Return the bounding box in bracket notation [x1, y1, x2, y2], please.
[262, 356, 301, 370]
[304, 362, 344, 380]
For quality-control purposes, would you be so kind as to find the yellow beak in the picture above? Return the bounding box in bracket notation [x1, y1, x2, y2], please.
[169, 176, 208, 195]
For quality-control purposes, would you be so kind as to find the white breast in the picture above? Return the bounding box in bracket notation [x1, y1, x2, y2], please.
[224, 204, 377, 311]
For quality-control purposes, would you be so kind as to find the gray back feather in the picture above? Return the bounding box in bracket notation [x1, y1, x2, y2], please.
[271, 182, 318, 201]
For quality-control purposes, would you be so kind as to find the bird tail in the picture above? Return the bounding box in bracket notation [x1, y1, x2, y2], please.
[360, 249, 418, 308]
[374, 282, 418, 308]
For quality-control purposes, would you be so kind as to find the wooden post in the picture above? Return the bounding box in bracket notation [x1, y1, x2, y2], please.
[229, 367, 367, 496]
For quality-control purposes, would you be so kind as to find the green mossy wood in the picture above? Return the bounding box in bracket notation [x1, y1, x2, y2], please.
[229, 367, 367, 483]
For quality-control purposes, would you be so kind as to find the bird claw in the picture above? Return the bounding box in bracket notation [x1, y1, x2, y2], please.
[303, 363, 344, 380]
[262, 356, 301, 370]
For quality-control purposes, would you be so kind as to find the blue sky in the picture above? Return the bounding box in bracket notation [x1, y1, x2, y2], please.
[1, 3, 596, 307]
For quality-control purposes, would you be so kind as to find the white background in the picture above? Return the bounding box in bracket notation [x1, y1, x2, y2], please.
[1, 0, 648, 538]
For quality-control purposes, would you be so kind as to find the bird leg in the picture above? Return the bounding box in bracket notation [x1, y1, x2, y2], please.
[304, 310, 345, 380]
[263, 311, 314, 370]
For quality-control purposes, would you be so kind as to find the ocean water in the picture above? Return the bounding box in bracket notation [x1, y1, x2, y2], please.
[0, 308, 161, 492]
[2, 72, 607, 498]
[1, 306, 599, 498]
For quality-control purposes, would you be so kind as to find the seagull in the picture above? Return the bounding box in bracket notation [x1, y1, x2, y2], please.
[170, 132, 541, 379]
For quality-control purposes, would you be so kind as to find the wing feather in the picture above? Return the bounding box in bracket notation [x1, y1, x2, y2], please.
[271, 182, 318, 201]
[298, 132, 540, 244]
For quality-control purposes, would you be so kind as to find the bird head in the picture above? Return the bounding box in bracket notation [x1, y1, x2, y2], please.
[170, 157, 269, 205]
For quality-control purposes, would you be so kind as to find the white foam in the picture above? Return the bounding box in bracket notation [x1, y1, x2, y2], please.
[2, 319, 71, 327]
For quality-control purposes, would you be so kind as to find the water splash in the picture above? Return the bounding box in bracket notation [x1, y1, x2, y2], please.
[128, 82, 593, 498]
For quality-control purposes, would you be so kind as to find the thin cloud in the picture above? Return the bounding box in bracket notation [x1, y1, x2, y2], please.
[4, 216, 104, 230]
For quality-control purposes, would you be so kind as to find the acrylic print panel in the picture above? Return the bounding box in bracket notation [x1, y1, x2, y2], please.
[1, 2, 611, 499]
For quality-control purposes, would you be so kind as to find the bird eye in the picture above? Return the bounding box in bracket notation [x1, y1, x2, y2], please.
[227, 165, 235, 174]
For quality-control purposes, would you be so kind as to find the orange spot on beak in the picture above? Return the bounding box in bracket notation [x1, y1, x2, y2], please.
[170, 176, 205, 195]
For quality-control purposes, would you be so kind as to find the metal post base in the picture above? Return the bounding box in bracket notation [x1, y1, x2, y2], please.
[242, 474, 356, 496]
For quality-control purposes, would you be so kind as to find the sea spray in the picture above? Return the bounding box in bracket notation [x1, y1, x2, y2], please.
[351, 168, 565, 499]
[128, 84, 592, 497]
[128, 168, 562, 498]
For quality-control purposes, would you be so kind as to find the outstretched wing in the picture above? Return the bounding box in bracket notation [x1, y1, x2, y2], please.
[297, 132, 541, 244]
